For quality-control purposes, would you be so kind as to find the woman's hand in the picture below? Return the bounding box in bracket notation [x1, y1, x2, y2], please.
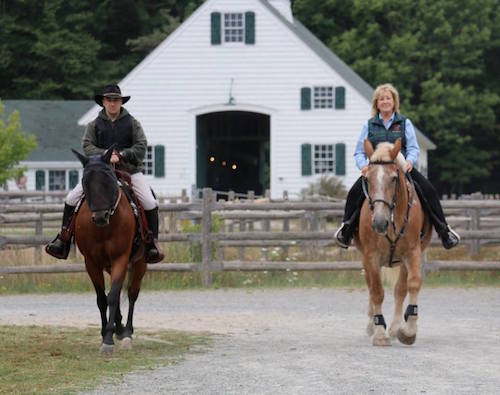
[361, 166, 369, 176]
[406, 160, 413, 173]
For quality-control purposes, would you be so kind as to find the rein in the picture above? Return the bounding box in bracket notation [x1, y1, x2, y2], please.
[362, 161, 414, 266]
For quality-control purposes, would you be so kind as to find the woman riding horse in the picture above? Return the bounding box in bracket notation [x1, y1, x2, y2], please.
[335, 83, 460, 250]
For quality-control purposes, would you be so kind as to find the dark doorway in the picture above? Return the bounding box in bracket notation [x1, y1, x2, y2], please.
[196, 111, 270, 195]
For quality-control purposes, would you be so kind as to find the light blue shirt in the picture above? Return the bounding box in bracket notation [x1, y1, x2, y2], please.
[354, 113, 420, 170]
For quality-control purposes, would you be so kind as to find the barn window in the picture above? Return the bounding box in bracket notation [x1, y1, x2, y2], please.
[143, 146, 154, 176]
[301, 143, 345, 176]
[224, 13, 244, 42]
[313, 87, 333, 109]
[49, 170, 66, 191]
[211, 12, 255, 45]
[313, 144, 335, 173]
[301, 86, 346, 110]
[142, 145, 165, 178]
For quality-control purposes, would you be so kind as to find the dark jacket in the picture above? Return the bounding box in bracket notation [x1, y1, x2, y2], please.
[82, 108, 147, 174]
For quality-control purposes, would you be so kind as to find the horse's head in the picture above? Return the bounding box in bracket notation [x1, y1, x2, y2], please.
[362, 139, 406, 235]
[72, 147, 119, 227]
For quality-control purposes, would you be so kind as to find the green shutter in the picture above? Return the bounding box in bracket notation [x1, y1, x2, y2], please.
[69, 170, 79, 189]
[35, 170, 45, 191]
[301, 87, 311, 110]
[211, 12, 221, 45]
[154, 145, 165, 178]
[335, 143, 346, 175]
[245, 12, 255, 44]
[301, 144, 312, 176]
[335, 86, 345, 109]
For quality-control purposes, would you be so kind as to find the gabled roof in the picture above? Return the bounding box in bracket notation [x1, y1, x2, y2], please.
[259, 0, 436, 149]
[2, 100, 93, 161]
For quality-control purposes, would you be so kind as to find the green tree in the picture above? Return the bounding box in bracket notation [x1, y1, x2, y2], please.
[294, 0, 500, 194]
[0, 99, 37, 186]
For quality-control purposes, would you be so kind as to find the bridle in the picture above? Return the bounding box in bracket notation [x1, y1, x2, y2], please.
[361, 160, 414, 266]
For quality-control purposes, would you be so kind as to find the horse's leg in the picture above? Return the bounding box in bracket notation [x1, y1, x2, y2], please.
[364, 257, 391, 346]
[389, 264, 408, 337]
[101, 257, 128, 353]
[120, 261, 147, 350]
[86, 261, 108, 341]
[397, 250, 422, 345]
[364, 268, 375, 336]
[114, 304, 125, 339]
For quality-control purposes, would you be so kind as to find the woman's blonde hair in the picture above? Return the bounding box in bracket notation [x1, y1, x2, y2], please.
[371, 83, 400, 116]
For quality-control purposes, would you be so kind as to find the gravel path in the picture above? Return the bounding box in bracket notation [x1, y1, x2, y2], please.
[2, 288, 500, 394]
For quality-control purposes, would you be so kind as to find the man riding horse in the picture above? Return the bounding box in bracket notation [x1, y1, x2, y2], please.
[46, 84, 164, 264]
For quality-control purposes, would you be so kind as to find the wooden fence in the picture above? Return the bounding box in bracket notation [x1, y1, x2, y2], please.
[1, 189, 500, 286]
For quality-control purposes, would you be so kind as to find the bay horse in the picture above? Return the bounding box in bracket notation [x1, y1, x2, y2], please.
[72, 147, 147, 353]
[354, 138, 432, 346]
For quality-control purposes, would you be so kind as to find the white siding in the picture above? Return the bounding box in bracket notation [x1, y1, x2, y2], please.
[78, 0, 428, 199]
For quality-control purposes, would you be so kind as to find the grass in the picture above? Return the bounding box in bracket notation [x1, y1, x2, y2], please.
[0, 325, 210, 394]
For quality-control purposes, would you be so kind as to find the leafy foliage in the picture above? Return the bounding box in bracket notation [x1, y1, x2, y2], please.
[300, 175, 347, 199]
[0, 100, 37, 186]
[294, 0, 500, 194]
[0, 0, 498, 194]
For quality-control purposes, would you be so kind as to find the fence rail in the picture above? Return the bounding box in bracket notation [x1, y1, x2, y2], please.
[1, 189, 500, 285]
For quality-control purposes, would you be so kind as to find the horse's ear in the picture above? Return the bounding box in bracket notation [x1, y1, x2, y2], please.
[102, 147, 114, 164]
[364, 139, 374, 160]
[390, 138, 402, 160]
[72, 149, 88, 167]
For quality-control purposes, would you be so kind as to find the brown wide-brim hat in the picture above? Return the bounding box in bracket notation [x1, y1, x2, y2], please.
[94, 84, 131, 106]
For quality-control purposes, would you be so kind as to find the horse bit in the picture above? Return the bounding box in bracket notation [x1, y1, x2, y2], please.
[361, 161, 415, 266]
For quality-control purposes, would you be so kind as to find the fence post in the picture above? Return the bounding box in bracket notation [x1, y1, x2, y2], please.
[470, 208, 480, 256]
[201, 188, 213, 286]
[35, 213, 43, 263]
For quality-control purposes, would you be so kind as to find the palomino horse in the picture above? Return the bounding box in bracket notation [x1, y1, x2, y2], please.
[73, 148, 147, 353]
[354, 138, 432, 346]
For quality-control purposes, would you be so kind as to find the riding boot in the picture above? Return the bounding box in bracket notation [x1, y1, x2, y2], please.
[335, 177, 364, 249]
[144, 207, 164, 263]
[437, 224, 461, 250]
[45, 203, 76, 259]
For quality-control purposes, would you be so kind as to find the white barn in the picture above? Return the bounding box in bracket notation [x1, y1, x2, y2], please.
[13, 0, 435, 198]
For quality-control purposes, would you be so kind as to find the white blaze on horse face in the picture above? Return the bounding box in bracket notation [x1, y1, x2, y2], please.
[370, 166, 394, 234]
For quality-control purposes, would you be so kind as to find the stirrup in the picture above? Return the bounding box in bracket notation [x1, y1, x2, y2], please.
[45, 235, 71, 259]
[145, 240, 164, 264]
[440, 225, 460, 250]
[334, 223, 350, 249]
[447, 225, 461, 242]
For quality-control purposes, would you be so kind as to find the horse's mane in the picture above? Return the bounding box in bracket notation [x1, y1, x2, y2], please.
[370, 142, 408, 172]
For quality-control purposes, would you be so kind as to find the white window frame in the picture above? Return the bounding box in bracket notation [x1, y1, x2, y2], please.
[313, 144, 335, 174]
[313, 86, 334, 109]
[223, 12, 245, 43]
[48, 170, 67, 191]
[142, 146, 154, 176]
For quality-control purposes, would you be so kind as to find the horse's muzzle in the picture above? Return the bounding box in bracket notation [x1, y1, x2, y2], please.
[92, 211, 110, 226]
[371, 214, 389, 235]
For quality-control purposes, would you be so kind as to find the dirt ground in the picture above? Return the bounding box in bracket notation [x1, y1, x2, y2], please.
[2, 287, 500, 394]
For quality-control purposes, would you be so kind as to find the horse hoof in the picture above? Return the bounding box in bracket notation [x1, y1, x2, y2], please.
[397, 328, 416, 345]
[100, 343, 115, 354]
[372, 335, 392, 347]
[388, 323, 401, 338]
[120, 337, 133, 350]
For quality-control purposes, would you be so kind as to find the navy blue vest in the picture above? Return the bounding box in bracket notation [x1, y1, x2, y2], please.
[95, 113, 133, 151]
[367, 113, 407, 157]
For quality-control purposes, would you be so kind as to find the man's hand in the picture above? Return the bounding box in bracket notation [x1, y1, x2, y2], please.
[406, 160, 413, 173]
[111, 151, 121, 164]
[361, 165, 369, 176]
